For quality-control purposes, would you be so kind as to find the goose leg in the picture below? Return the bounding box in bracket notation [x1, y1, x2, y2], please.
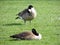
[24, 20, 26, 24]
[30, 20, 32, 24]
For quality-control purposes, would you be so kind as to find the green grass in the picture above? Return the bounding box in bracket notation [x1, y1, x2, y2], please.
[0, 0, 60, 45]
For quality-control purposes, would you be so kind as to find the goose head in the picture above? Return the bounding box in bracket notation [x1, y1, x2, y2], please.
[32, 28, 42, 40]
[28, 5, 33, 9]
[28, 5, 37, 18]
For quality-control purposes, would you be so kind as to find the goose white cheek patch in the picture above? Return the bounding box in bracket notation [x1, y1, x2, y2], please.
[28, 9, 31, 12]
[31, 8, 37, 17]
[35, 34, 42, 40]
[28, 7, 37, 18]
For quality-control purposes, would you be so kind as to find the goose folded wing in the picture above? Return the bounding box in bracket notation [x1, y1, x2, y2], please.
[17, 9, 29, 16]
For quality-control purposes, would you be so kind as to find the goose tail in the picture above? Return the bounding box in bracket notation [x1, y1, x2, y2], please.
[16, 17, 19, 19]
[10, 35, 17, 38]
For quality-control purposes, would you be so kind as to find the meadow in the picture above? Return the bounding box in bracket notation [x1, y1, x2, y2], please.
[0, 0, 60, 45]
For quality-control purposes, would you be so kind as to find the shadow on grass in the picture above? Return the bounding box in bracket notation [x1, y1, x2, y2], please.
[9, 39, 31, 41]
[9, 39, 21, 41]
[3, 23, 23, 26]
[40, 24, 60, 27]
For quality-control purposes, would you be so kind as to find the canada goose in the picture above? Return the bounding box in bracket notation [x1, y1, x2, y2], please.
[10, 28, 42, 40]
[16, 5, 37, 23]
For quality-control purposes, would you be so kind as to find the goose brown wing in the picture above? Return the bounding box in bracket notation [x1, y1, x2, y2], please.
[18, 32, 32, 37]
[19, 32, 34, 40]
[17, 9, 29, 16]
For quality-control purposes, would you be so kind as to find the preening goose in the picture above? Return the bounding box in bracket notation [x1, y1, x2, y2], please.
[10, 28, 42, 40]
[16, 5, 37, 23]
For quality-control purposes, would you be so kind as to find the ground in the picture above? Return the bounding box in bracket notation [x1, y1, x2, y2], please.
[0, 0, 60, 45]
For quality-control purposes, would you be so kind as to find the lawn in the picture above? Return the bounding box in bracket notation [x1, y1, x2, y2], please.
[0, 0, 60, 45]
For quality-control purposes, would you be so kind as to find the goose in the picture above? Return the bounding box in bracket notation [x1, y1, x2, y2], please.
[16, 5, 37, 23]
[10, 28, 42, 40]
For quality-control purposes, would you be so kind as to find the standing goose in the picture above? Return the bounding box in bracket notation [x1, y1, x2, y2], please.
[10, 28, 42, 40]
[16, 5, 37, 23]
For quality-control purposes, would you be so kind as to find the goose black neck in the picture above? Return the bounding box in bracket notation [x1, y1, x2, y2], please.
[28, 5, 33, 9]
[32, 28, 39, 36]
